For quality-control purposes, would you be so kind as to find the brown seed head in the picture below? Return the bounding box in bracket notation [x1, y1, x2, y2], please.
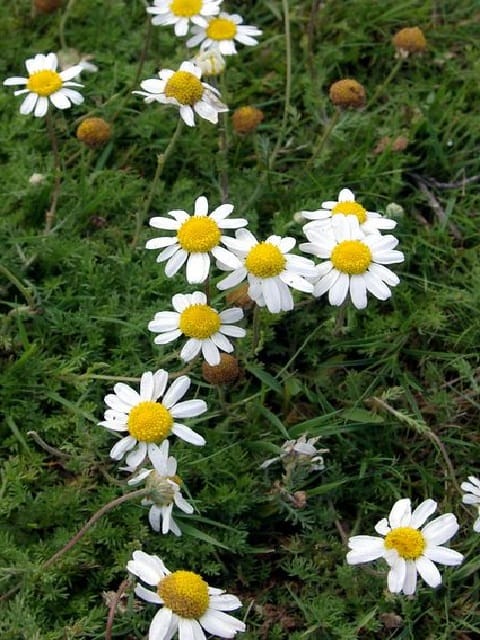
[392, 27, 427, 56]
[226, 283, 254, 310]
[76, 117, 112, 149]
[329, 79, 366, 109]
[202, 354, 240, 385]
[34, 0, 63, 13]
[232, 106, 264, 134]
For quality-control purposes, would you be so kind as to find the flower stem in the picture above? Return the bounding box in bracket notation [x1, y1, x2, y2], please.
[59, 0, 77, 51]
[217, 74, 229, 204]
[42, 488, 150, 570]
[44, 111, 62, 234]
[368, 59, 403, 107]
[252, 303, 261, 353]
[130, 119, 184, 248]
[309, 108, 340, 167]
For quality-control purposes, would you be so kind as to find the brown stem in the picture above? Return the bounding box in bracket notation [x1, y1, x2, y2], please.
[105, 578, 130, 640]
[27, 431, 70, 459]
[42, 488, 150, 570]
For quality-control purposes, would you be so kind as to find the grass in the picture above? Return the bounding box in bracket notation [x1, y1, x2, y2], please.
[1, 0, 480, 638]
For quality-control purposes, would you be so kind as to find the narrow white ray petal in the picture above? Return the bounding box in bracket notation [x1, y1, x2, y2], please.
[163, 376, 191, 408]
[416, 556, 442, 588]
[172, 423, 205, 445]
[170, 399, 207, 418]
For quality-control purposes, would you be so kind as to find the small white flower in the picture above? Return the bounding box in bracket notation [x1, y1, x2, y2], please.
[28, 172, 46, 185]
[128, 441, 193, 536]
[301, 188, 396, 235]
[99, 369, 207, 470]
[301, 215, 404, 309]
[347, 498, 464, 595]
[148, 292, 245, 366]
[133, 61, 227, 127]
[127, 551, 246, 639]
[186, 13, 262, 55]
[192, 47, 226, 76]
[147, 0, 222, 37]
[146, 195, 247, 284]
[3, 52, 84, 117]
[217, 229, 316, 313]
[260, 435, 328, 471]
[461, 476, 480, 532]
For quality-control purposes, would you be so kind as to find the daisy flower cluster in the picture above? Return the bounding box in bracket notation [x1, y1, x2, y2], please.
[134, 1, 263, 126]
[298, 187, 405, 309]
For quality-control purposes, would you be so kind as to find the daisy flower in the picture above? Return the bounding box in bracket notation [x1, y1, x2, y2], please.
[147, 0, 221, 37]
[217, 229, 316, 314]
[347, 498, 464, 595]
[300, 215, 404, 309]
[300, 188, 396, 235]
[3, 52, 84, 117]
[127, 551, 246, 639]
[133, 61, 227, 127]
[148, 292, 245, 366]
[146, 195, 247, 284]
[461, 476, 480, 532]
[186, 13, 262, 55]
[99, 369, 206, 470]
[128, 441, 193, 536]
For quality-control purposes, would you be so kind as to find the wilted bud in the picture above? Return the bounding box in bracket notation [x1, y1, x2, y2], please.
[226, 283, 254, 310]
[385, 203, 404, 219]
[232, 106, 264, 134]
[192, 48, 226, 76]
[28, 173, 46, 185]
[202, 353, 240, 385]
[392, 27, 427, 58]
[329, 79, 366, 109]
[76, 117, 112, 149]
[34, 0, 63, 13]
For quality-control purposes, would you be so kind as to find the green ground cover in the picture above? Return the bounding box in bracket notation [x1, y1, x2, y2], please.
[1, 0, 480, 638]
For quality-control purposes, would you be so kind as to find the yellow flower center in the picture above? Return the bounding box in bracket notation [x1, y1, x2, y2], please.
[384, 526, 426, 560]
[158, 571, 209, 618]
[128, 401, 173, 443]
[179, 304, 221, 339]
[27, 69, 62, 97]
[165, 71, 204, 106]
[206, 17, 237, 41]
[331, 201, 367, 224]
[170, 0, 202, 17]
[330, 240, 372, 274]
[245, 242, 286, 278]
[177, 217, 221, 252]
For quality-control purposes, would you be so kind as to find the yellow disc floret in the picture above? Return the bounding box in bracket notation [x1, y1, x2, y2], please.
[245, 242, 286, 278]
[128, 401, 173, 442]
[158, 570, 209, 618]
[331, 240, 372, 274]
[384, 526, 426, 560]
[27, 70, 62, 96]
[177, 217, 221, 252]
[331, 201, 367, 224]
[206, 17, 237, 41]
[170, 0, 202, 17]
[179, 304, 221, 339]
[165, 71, 204, 105]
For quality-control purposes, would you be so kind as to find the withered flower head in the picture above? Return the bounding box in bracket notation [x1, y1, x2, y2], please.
[76, 117, 112, 149]
[329, 79, 366, 109]
[232, 106, 264, 134]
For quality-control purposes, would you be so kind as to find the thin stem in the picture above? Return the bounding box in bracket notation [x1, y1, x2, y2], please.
[105, 578, 130, 640]
[59, 0, 77, 50]
[309, 108, 340, 167]
[217, 74, 229, 204]
[130, 119, 184, 248]
[251, 304, 261, 354]
[239, 0, 291, 215]
[332, 300, 348, 336]
[368, 58, 403, 107]
[42, 488, 150, 570]
[27, 431, 70, 459]
[44, 111, 62, 234]
[0, 263, 36, 308]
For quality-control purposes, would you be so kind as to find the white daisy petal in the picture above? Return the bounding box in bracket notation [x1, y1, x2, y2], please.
[422, 513, 459, 545]
[387, 556, 406, 593]
[416, 556, 442, 588]
[170, 399, 207, 418]
[163, 376, 191, 408]
[200, 609, 246, 637]
[410, 499, 437, 528]
[135, 584, 162, 604]
[110, 436, 137, 460]
[172, 423, 205, 446]
[424, 546, 463, 566]
[402, 560, 418, 595]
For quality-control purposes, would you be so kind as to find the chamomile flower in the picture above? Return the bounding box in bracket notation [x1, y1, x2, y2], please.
[99, 369, 206, 470]
[461, 476, 480, 532]
[128, 441, 193, 536]
[300, 216, 404, 309]
[127, 551, 246, 639]
[148, 292, 245, 366]
[301, 188, 396, 235]
[186, 13, 262, 55]
[133, 61, 227, 127]
[147, 0, 221, 37]
[3, 52, 84, 117]
[347, 498, 464, 595]
[217, 229, 316, 313]
[146, 196, 247, 284]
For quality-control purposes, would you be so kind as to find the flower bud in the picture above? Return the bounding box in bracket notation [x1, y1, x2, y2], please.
[192, 48, 226, 76]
